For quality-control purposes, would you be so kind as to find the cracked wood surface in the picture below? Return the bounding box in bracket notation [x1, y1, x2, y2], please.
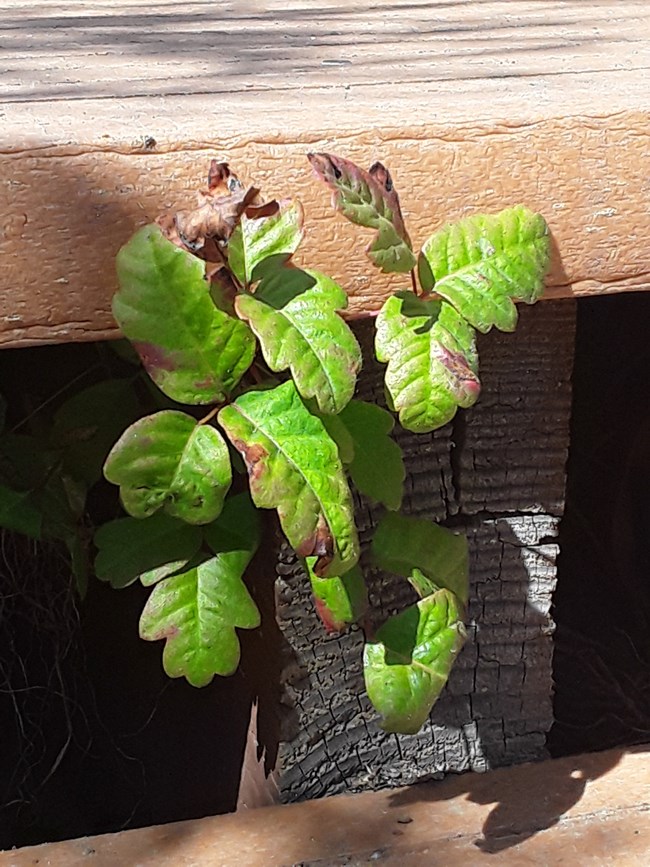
[274, 300, 575, 801]
[1, 1, 649, 347]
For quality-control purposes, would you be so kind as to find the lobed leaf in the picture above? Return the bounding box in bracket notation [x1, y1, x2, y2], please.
[104, 410, 231, 524]
[114, 225, 255, 404]
[218, 380, 359, 576]
[317, 410, 355, 465]
[139, 494, 261, 685]
[254, 265, 316, 310]
[307, 559, 368, 633]
[235, 270, 361, 415]
[372, 511, 469, 606]
[420, 206, 551, 333]
[338, 400, 404, 510]
[308, 153, 416, 274]
[94, 513, 203, 589]
[364, 588, 466, 733]
[228, 199, 304, 286]
[375, 292, 481, 433]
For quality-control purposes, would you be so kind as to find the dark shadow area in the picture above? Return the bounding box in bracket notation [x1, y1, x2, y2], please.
[550, 292, 650, 756]
[387, 744, 634, 854]
[0, 341, 283, 849]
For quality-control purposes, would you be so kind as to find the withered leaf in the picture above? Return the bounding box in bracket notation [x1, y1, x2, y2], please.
[308, 152, 416, 274]
[157, 160, 276, 264]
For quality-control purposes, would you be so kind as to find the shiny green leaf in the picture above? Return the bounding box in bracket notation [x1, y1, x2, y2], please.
[307, 559, 367, 633]
[94, 513, 203, 589]
[104, 410, 231, 524]
[375, 292, 480, 433]
[339, 400, 404, 510]
[139, 496, 261, 685]
[218, 380, 359, 576]
[364, 588, 466, 733]
[420, 206, 550, 333]
[235, 271, 361, 414]
[228, 199, 304, 286]
[372, 512, 469, 606]
[114, 225, 255, 404]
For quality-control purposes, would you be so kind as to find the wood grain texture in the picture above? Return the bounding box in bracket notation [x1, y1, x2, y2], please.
[2, 745, 649, 866]
[274, 301, 575, 801]
[0, 1, 648, 346]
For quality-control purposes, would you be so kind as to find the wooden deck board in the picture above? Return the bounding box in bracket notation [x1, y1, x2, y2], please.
[1, 1, 649, 347]
[2, 745, 648, 865]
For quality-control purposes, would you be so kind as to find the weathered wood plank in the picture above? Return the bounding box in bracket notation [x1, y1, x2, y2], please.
[0, 1, 648, 346]
[274, 301, 575, 801]
[3, 745, 648, 866]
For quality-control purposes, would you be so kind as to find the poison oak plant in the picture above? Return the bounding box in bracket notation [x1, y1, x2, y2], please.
[32, 156, 551, 735]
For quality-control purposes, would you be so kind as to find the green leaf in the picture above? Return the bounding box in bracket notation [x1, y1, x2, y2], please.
[308, 153, 416, 274]
[407, 567, 439, 599]
[51, 379, 141, 485]
[318, 411, 355, 465]
[254, 266, 316, 309]
[0, 484, 42, 538]
[228, 199, 304, 286]
[372, 512, 469, 606]
[218, 380, 359, 577]
[364, 588, 466, 734]
[139, 496, 261, 685]
[114, 225, 255, 404]
[375, 292, 480, 433]
[235, 271, 361, 414]
[420, 206, 550, 333]
[307, 559, 368, 633]
[339, 400, 404, 510]
[94, 513, 203, 589]
[104, 411, 232, 524]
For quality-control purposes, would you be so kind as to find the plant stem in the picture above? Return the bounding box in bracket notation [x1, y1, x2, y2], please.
[198, 405, 220, 425]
